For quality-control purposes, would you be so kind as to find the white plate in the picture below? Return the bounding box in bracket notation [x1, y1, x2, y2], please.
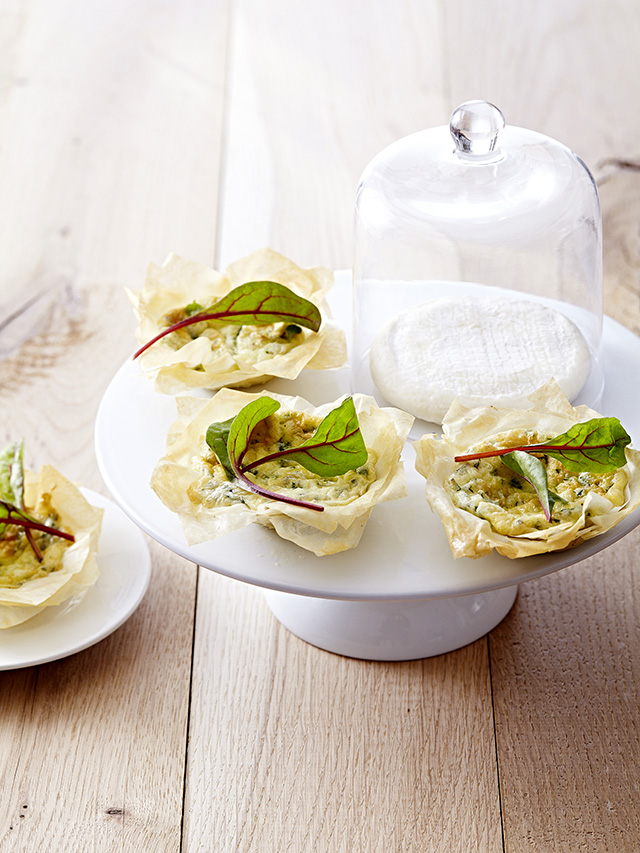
[0, 490, 151, 670]
[94, 273, 640, 602]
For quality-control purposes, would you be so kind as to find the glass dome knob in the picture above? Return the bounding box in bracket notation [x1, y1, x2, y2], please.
[449, 100, 505, 158]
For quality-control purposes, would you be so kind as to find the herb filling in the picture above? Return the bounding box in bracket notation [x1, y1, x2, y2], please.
[162, 307, 305, 364]
[189, 411, 376, 509]
[446, 429, 628, 535]
[0, 493, 71, 587]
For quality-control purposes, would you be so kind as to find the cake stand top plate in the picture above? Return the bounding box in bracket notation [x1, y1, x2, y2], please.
[95, 272, 640, 601]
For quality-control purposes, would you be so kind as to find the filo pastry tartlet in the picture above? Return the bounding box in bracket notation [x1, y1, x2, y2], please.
[151, 389, 413, 556]
[413, 383, 640, 559]
[128, 249, 346, 394]
[0, 463, 103, 628]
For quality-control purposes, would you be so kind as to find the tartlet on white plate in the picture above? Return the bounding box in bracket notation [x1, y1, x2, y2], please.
[128, 249, 346, 394]
[0, 464, 103, 628]
[151, 389, 413, 556]
[413, 383, 640, 559]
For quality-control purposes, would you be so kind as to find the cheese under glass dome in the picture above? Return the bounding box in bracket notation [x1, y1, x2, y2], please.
[352, 100, 603, 425]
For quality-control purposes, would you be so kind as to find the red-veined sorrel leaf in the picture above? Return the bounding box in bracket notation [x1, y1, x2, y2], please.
[0, 442, 47, 559]
[226, 396, 281, 472]
[207, 396, 325, 510]
[454, 417, 631, 474]
[536, 418, 631, 472]
[241, 396, 368, 477]
[206, 396, 368, 512]
[205, 418, 235, 481]
[0, 502, 75, 542]
[133, 280, 321, 359]
[0, 499, 74, 564]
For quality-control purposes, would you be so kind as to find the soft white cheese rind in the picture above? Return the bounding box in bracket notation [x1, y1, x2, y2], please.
[370, 295, 591, 423]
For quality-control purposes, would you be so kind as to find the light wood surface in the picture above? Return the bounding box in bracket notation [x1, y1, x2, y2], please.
[1, 2, 640, 851]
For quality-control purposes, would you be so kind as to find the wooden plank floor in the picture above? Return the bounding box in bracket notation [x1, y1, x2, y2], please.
[1, 2, 640, 851]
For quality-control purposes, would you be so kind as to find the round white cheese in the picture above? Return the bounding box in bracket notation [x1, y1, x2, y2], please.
[369, 295, 591, 423]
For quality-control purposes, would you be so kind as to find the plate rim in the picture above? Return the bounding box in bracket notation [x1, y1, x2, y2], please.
[94, 273, 640, 601]
[0, 489, 151, 670]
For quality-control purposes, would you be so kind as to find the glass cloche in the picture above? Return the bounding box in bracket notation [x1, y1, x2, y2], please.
[352, 100, 603, 426]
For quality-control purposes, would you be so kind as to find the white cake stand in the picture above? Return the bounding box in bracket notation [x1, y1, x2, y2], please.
[94, 274, 640, 660]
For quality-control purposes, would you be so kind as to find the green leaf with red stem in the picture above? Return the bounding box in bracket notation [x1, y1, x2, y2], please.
[205, 396, 368, 512]
[0, 507, 75, 541]
[1, 442, 76, 561]
[0, 443, 39, 555]
[227, 397, 281, 473]
[212, 396, 324, 511]
[240, 397, 368, 477]
[205, 418, 235, 481]
[538, 418, 631, 472]
[133, 280, 322, 359]
[454, 417, 631, 474]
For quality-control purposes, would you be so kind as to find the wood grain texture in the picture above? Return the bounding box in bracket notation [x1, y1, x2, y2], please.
[0, 280, 200, 853]
[0, 283, 135, 487]
[442, 0, 640, 171]
[598, 164, 640, 336]
[2, 1, 640, 851]
[217, 0, 448, 271]
[184, 4, 502, 851]
[491, 535, 640, 851]
[0, 0, 228, 850]
[488, 111, 640, 853]
[0, 0, 227, 321]
[183, 572, 502, 853]
[0, 542, 197, 853]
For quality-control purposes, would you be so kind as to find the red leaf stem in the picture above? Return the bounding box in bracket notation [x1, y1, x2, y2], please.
[24, 528, 44, 562]
[0, 514, 75, 542]
[233, 470, 324, 512]
[454, 442, 617, 464]
[133, 301, 317, 360]
[133, 312, 233, 359]
[239, 424, 362, 474]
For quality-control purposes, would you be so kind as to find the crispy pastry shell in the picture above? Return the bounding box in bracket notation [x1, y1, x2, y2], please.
[0, 465, 103, 628]
[128, 249, 346, 393]
[413, 383, 640, 559]
[151, 389, 413, 556]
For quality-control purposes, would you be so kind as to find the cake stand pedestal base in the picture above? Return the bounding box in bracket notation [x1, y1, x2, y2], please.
[264, 585, 518, 661]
